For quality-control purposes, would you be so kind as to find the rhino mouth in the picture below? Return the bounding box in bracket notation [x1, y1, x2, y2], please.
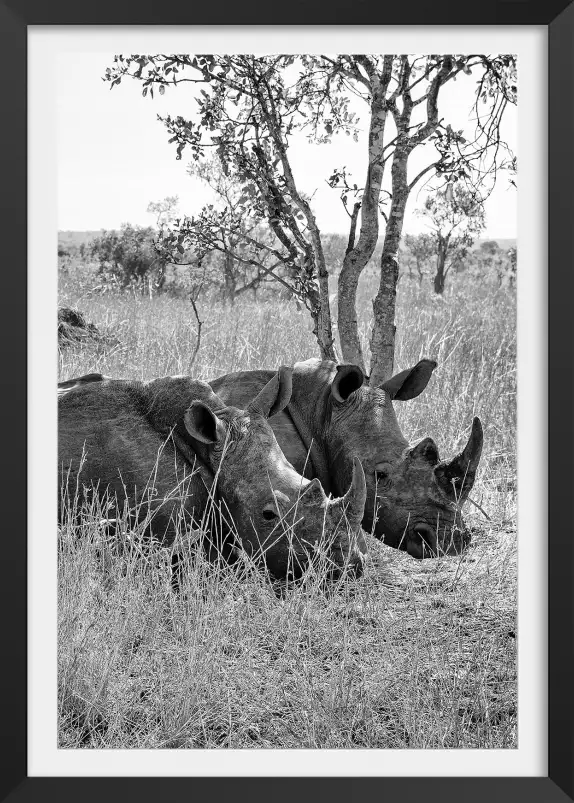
[405, 537, 436, 560]
[405, 523, 471, 559]
[327, 545, 367, 579]
[404, 522, 438, 559]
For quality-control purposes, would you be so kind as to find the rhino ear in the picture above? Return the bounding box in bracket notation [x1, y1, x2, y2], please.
[183, 402, 225, 444]
[247, 365, 292, 418]
[331, 364, 365, 403]
[379, 359, 437, 401]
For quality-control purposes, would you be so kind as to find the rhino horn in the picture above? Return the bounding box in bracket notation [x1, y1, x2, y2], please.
[247, 365, 293, 418]
[435, 417, 483, 500]
[301, 477, 328, 504]
[332, 457, 367, 527]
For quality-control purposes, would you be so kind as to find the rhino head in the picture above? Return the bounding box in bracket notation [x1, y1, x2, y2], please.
[181, 368, 367, 579]
[372, 418, 483, 558]
[255, 456, 368, 580]
[326, 359, 483, 558]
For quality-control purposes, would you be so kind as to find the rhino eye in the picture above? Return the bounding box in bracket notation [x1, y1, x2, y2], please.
[375, 464, 392, 486]
[262, 506, 279, 521]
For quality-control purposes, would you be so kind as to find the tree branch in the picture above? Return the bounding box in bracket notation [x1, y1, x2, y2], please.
[345, 202, 362, 255]
[188, 296, 203, 370]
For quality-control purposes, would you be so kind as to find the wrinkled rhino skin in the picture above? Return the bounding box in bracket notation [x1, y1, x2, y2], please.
[58, 370, 367, 579]
[211, 358, 483, 559]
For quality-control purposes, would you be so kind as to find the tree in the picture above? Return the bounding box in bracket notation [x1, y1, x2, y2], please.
[320, 56, 515, 378]
[465, 239, 516, 289]
[418, 184, 485, 294]
[403, 233, 435, 285]
[147, 195, 180, 229]
[146, 196, 180, 290]
[507, 245, 517, 289]
[105, 54, 516, 381]
[186, 158, 283, 303]
[90, 224, 160, 288]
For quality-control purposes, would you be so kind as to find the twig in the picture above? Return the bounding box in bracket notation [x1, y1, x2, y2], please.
[467, 496, 491, 521]
[345, 202, 361, 255]
[188, 294, 203, 371]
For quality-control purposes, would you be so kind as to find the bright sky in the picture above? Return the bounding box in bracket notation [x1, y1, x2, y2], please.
[57, 53, 517, 238]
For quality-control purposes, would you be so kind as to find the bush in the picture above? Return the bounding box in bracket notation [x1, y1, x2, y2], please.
[90, 225, 162, 289]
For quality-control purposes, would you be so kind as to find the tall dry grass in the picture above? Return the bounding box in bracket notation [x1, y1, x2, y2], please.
[58, 266, 517, 749]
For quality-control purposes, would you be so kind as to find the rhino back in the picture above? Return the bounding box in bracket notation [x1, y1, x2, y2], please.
[209, 369, 312, 477]
[143, 376, 217, 433]
[210, 370, 276, 407]
[58, 381, 210, 542]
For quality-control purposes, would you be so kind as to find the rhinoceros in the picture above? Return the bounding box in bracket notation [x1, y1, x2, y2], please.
[58, 369, 368, 579]
[210, 358, 483, 560]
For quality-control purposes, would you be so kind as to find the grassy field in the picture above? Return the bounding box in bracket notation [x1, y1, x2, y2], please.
[58, 265, 517, 749]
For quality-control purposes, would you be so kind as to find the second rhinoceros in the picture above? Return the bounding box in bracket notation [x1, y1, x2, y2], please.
[210, 358, 483, 559]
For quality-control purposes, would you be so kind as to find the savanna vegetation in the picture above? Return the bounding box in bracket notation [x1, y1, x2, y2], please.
[58, 260, 517, 749]
[60, 225, 516, 302]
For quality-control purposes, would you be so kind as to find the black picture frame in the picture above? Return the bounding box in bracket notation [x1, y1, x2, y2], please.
[2, 2, 571, 801]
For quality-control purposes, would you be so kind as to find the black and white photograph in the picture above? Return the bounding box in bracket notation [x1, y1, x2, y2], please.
[55, 48, 519, 753]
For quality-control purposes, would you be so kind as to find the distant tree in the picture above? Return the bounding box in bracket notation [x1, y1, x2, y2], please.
[474, 240, 516, 289]
[402, 233, 435, 286]
[507, 245, 517, 289]
[147, 195, 179, 229]
[418, 184, 485, 294]
[106, 54, 516, 382]
[476, 240, 500, 283]
[479, 239, 500, 258]
[185, 158, 280, 303]
[146, 196, 180, 290]
[318, 233, 347, 277]
[90, 224, 160, 289]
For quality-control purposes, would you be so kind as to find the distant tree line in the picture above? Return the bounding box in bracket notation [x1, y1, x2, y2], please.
[59, 217, 516, 299]
[401, 235, 516, 290]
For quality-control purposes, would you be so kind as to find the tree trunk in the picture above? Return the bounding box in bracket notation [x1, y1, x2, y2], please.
[259, 100, 337, 362]
[433, 266, 445, 294]
[416, 257, 423, 286]
[223, 251, 236, 304]
[369, 143, 409, 386]
[305, 243, 337, 362]
[154, 260, 167, 292]
[433, 239, 447, 294]
[338, 95, 388, 371]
